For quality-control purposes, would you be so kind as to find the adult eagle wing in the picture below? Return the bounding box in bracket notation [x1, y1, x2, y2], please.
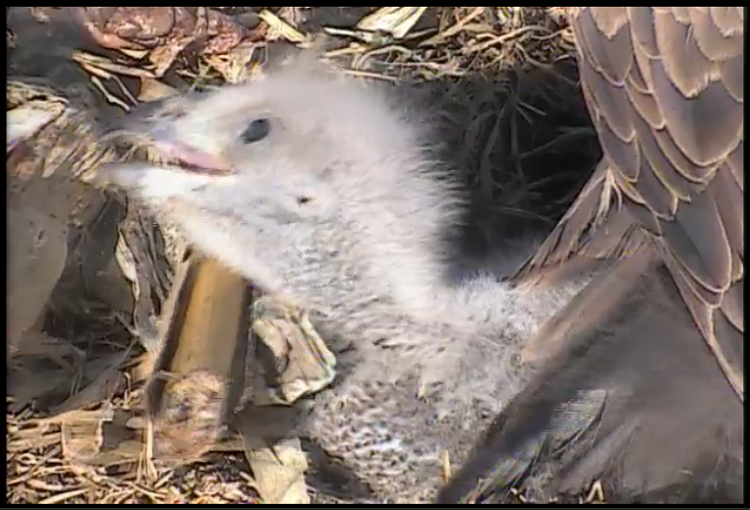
[518, 7, 744, 399]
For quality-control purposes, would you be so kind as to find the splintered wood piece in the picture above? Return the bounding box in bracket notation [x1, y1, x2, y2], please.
[249, 295, 337, 406]
[60, 408, 145, 467]
[243, 437, 310, 504]
[145, 253, 251, 466]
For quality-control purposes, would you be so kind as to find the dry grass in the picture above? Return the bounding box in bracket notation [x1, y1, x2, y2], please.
[7, 7, 600, 504]
[7, 404, 258, 504]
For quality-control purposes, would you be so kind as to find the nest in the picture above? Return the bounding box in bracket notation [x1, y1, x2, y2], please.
[6, 7, 600, 505]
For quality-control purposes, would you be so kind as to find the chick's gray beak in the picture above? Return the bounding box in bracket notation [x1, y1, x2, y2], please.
[100, 98, 235, 177]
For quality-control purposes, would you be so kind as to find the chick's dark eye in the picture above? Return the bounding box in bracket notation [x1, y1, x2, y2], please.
[241, 118, 271, 144]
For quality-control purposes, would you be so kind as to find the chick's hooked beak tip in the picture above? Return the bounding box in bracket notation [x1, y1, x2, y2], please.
[100, 122, 235, 180]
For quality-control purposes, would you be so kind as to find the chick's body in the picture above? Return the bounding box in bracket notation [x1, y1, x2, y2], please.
[103, 62, 584, 501]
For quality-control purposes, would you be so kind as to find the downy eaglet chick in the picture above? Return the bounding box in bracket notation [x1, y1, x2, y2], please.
[99, 60, 588, 502]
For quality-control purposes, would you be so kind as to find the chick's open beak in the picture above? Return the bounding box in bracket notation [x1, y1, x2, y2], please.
[102, 98, 235, 177]
[148, 134, 235, 176]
